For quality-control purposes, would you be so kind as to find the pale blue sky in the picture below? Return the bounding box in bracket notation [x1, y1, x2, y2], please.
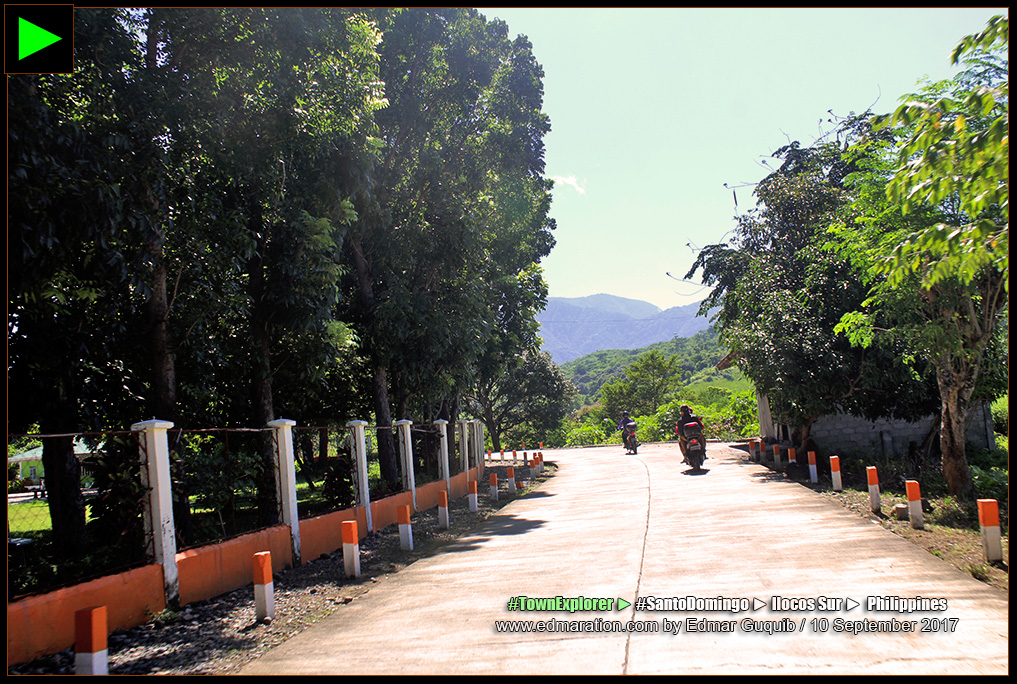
[478, 7, 1007, 310]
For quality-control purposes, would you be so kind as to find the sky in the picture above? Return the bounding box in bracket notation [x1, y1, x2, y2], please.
[477, 7, 1007, 311]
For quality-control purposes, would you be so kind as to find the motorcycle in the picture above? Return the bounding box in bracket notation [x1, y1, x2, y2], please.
[682, 421, 706, 470]
[621, 421, 639, 454]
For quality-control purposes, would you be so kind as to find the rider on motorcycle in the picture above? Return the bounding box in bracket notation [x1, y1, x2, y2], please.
[675, 404, 705, 464]
[617, 411, 638, 452]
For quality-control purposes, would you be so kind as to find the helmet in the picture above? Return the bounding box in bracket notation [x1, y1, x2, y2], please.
[622, 410, 629, 416]
[680, 404, 690, 413]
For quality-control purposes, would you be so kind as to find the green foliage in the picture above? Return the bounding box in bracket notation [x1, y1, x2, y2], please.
[873, 15, 1008, 290]
[990, 395, 1008, 435]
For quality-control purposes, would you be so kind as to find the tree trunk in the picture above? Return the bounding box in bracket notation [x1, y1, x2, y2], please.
[41, 433, 87, 562]
[350, 232, 398, 484]
[248, 200, 279, 526]
[936, 353, 977, 498]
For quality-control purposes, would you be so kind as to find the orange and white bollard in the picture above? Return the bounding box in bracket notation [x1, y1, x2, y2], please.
[808, 451, 818, 483]
[74, 606, 108, 675]
[469, 480, 479, 512]
[906, 481, 924, 529]
[253, 551, 274, 623]
[489, 472, 499, 500]
[529, 457, 537, 480]
[867, 466, 880, 513]
[788, 448, 797, 465]
[398, 505, 413, 550]
[342, 520, 361, 577]
[507, 467, 517, 494]
[830, 455, 842, 491]
[512, 450, 518, 464]
[978, 499, 1002, 562]
[772, 445, 781, 466]
[438, 490, 451, 529]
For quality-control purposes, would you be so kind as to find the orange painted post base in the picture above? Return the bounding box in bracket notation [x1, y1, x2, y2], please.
[74, 606, 108, 675]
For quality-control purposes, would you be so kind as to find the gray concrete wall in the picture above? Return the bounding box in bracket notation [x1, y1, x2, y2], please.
[803, 404, 995, 459]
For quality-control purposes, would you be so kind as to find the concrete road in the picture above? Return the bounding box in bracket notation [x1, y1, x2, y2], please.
[241, 442, 1009, 675]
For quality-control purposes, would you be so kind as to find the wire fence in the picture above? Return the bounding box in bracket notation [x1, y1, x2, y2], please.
[8, 431, 152, 601]
[8, 420, 477, 599]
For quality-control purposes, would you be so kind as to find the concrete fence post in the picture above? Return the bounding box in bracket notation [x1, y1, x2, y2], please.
[268, 419, 301, 566]
[434, 419, 451, 496]
[458, 420, 471, 476]
[131, 419, 179, 606]
[395, 420, 417, 512]
[347, 420, 372, 533]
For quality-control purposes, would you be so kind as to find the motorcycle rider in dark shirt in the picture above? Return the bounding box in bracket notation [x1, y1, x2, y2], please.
[617, 411, 638, 453]
[675, 404, 705, 464]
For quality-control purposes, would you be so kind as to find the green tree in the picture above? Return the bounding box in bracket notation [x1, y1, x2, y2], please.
[469, 350, 575, 452]
[688, 140, 939, 450]
[601, 350, 681, 420]
[833, 21, 1008, 496]
[873, 15, 1008, 290]
[343, 8, 553, 483]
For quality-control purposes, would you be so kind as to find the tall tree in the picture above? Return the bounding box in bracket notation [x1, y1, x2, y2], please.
[344, 8, 553, 482]
[833, 21, 1008, 496]
[687, 139, 939, 449]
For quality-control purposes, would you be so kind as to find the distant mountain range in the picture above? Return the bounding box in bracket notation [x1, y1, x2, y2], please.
[536, 294, 715, 363]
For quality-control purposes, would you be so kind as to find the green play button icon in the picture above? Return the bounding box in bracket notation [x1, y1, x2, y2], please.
[4, 5, 75, 74]
[19, 18, 62, 60]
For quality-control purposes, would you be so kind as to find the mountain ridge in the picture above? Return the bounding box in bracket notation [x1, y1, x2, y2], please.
[536, 294, 714, 363]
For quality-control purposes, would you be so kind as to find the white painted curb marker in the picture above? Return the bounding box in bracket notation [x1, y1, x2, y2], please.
[438, 490, 451, 529]
[978, 499, 1002, 562]
[253, 551, 274, 623]
[906, 480, 924, 529]
[399, 505, 413, 551]
[808, 451, 818, 483]
[74, 606, 108, 675]
[469, 480, 479, 512]
[830, 455, 842, 491]
[867, 466, 880, 513]
[342, 520, 361, 578]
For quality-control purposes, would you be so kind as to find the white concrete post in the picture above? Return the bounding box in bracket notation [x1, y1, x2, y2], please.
[830, 455, 843, 491]
[342, 520, 361, 577]
[458, 419, 470, 476]
[132, 419, 178, 605]
[434, 420, 451, 496]
[253, 551, 275, 622]
[438, 489, 451, 529]
[474, 420, 485, 476]
[468, 480, 479, 512]
[347, 420, 372, 533]
[395, 420, 417, 512]
[489, 472, 499, 500]
[808, 451, 818, 484]
[268, 419, 301, 566]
